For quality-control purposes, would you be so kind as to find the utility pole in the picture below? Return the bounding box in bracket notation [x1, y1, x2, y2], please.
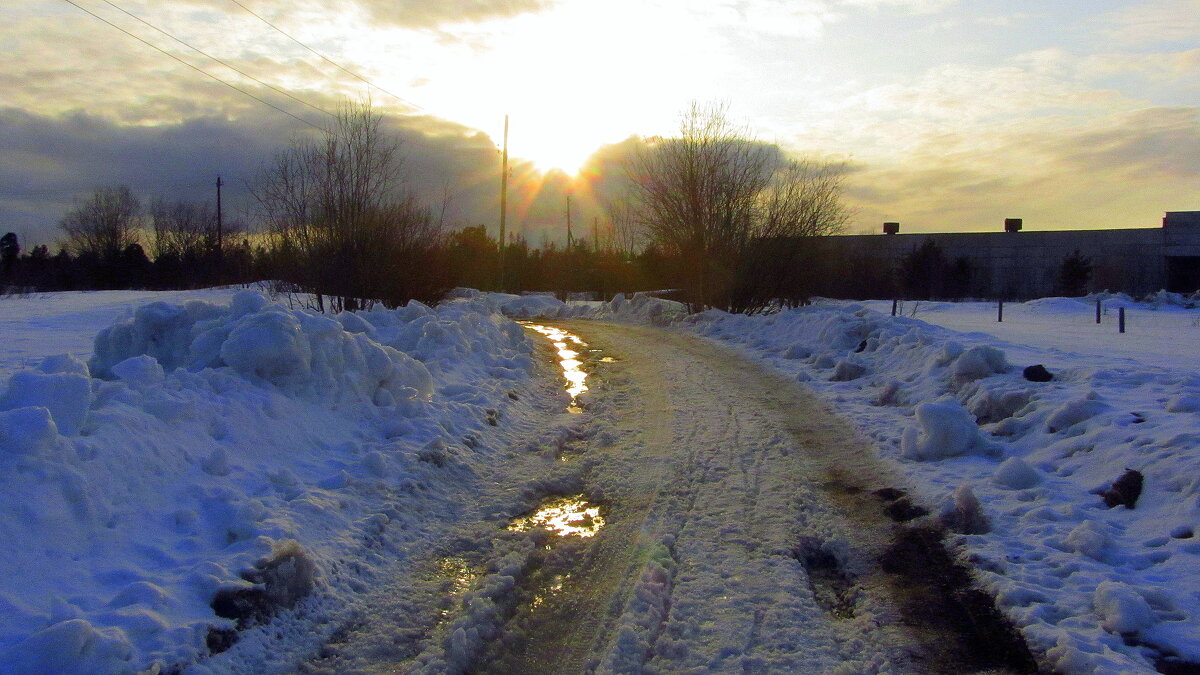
[566, 193, 573, 249]
[215, 175, 224, 279]
[499, 115, 508, 290]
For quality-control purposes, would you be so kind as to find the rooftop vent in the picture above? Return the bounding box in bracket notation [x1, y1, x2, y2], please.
[1163, 211, 1200, 228]
[883, 222, 900, 235]
[1004, 218, 1022, 233]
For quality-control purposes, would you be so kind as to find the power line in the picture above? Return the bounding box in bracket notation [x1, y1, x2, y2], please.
[60, 0, 325, 131]
[101, 0, 335, 121]
[227, 0, 425, 113]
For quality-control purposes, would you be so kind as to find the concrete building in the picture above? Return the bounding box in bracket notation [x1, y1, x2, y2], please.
[823, 211, 1200, 298]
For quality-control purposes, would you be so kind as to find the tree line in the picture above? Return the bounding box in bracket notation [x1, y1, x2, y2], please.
[1, 92, 1099, 308]
[4, 100, 861, 313]
[2, 99, 1114, 309]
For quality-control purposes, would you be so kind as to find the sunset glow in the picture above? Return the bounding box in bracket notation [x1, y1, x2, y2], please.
[2, 0, 1197, 245]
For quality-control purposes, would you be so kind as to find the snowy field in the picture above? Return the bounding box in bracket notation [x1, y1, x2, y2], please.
[0, 287, 1197, 673]
[857, 294, 1200, 372]
[0, 289, 247, 379]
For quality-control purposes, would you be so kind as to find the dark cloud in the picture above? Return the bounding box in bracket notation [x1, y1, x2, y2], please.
[0, 106, 597, 249]
[1038, 107, 1200, 178]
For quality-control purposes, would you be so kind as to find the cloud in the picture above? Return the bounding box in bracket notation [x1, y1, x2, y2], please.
[1016, 48, 1200, 87]
[844, 64, 1127, 128]
[839, 106, 1200, 233]
[1098, 0, 1200, 46]
[351, 0, 554, 28]
[0, 106, 598, 249]
[1033, 107, 1200, 179]
[838, 0, 956, 13]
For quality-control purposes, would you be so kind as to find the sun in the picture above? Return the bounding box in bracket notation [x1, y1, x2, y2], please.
[509, 114, 601, 176]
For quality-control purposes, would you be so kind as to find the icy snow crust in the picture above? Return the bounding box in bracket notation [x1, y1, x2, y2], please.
[0, 290, 534, 673]
[500, 292, 1200, 673]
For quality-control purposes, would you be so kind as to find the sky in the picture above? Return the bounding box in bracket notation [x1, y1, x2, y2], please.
[1, 0, 1198, 248]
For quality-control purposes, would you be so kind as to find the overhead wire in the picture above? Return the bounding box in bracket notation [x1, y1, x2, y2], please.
[60, 0, 326, 131]
[226, 0, 426, 113]
[100, 0, 335, 121]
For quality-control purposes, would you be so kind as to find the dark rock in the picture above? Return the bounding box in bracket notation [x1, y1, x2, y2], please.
[212, 543, 317, 629]
[854, 340, 868, 353]
[885, 496, 930, 523]
[1023, 364, 1053, 382]
[873, 487, 906, 502]
[417, 448, 446, 467]
[205, 626, 238, 655]
[1100, 469, 1144, 509]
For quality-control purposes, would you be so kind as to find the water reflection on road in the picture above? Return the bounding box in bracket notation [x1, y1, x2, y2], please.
[524, 324, 590, 413]
[507, 495, 605, 538]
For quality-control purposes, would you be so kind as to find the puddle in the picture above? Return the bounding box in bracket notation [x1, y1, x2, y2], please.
[508, 495, 605, 538]
[523, 324, 591, 413]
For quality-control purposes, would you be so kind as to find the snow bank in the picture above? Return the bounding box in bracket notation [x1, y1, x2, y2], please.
[668, 299, 1200, 672]
[0, 290, 534, 673]
[482, 290, 688, 326]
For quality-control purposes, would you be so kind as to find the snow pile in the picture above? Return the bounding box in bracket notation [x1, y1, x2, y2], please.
[0, 290, 534, 673]
[89, 293, 436, 405]
[900, 397, 993, 461]
[675, 299, 1200, 673]
[480, 290, 689, 326]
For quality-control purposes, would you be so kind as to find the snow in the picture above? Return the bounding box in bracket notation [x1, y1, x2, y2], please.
[860, 295, 1200, 372]
[569, 293, 1200, 673]
[0, 287, 538, 673]
[0, 289, 246, 380]
[900, 397, 992, 461]
[2, 285, 1199, 673]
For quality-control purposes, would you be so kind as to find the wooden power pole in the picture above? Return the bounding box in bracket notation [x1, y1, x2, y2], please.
[215, 175, 224, 275]
[498, 115, 508, 290]
[566, 193, 573, 248]
[499, 117, 508, 246]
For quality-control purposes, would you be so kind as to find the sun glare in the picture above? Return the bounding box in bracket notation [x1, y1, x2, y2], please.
[514, 117, 601, 175]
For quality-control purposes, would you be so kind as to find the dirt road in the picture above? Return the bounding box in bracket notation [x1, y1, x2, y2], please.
[477, 321, 1036, 674]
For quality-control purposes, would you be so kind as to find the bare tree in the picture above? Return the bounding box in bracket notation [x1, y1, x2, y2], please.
[150, 199, 224, 260]
[252, 100, 446, 309]
[60, 186, 141, 260]
[623, 103, 850, 312]
[624, 102, 775, 309]
[730, 159, 853, 311]
[596, 196, 644, 257]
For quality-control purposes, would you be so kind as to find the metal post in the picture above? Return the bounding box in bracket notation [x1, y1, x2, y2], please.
[997, 299, 1004, 323]
[1096, 299, 1101, 324]
[1119, 307, 1126, 333]
[891, 298, 898, 317]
